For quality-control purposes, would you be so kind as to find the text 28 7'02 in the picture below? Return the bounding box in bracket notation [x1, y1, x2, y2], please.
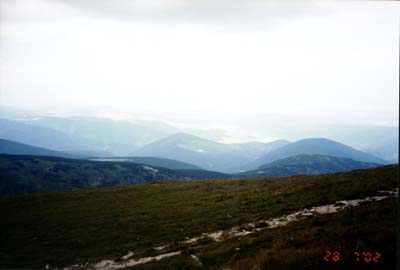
[324, 251, 381, 263]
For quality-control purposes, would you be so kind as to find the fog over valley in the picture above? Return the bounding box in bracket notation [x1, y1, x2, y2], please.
[1, 0, 398, 124]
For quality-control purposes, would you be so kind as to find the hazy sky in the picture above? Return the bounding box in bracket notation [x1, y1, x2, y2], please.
[0, 0, 399, 127]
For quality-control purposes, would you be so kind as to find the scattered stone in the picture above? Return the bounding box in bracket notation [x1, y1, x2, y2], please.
[91, 251, 181, 270]
[121, 251, 134, 260]
[208, 231, 224, 242]
[334, 201, 347, 206]
[191, 255, 203, 267]
[183, 236, 204, 244]
[154, 245, 168, 251]
[63, 189, 397, 270]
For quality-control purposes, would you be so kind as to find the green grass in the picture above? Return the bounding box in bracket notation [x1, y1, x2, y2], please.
[0, 165, 397, 269]
[138, 199, 396, 270]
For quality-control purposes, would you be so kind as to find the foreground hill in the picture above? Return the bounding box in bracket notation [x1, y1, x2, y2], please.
[247, 138, 386, 169]
[0, 139, 84, 159]
[0, 165, 397, 269]
[0, 154, 228, 195]
[90, 156, 203, 170]
[133, 133, 289, 172]
[238, 154, 380, 177]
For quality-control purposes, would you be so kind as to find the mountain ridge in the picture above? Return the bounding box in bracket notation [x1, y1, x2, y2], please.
[133, 132, 289, 172]
[0, 119, 99, 153]
[0, 139, 85, 159]
[238, 154, 381, 178]
[246, 138, 387, 170]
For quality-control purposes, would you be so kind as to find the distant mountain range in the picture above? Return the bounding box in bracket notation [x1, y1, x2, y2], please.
[0, 137, 391, 196]
[0, 139, 203, 171]
[0, 139, 84, 159]
[238, 154, 380, 178]
[245, 138, 387, 170]
[0, 124, 389, 174]
[317, 125, 398, 163]
[0, 108, 398, 193]
[133, 133, 289, 173]
[363, 140, 398, 164]
[0, 106, 179, 155]
[17, 116, 178, 155]
[0, 154, 229, 195]
[0, 119, 98, 153]
[133, 135, 387, 172]
[1, 107, 397, 162]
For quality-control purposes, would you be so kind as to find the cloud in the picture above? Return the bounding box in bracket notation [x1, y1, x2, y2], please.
[0, 0, 398, 127]
[0, 0, 79, 22]
[3, 0, 325, 27]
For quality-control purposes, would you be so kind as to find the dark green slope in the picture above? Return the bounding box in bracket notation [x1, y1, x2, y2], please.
[90, 156, 203, 170]
[0, 154, 229, 195]
[239, 154, 381, 177]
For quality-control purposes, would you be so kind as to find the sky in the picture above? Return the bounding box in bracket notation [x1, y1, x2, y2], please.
[0, 0, 399, 129]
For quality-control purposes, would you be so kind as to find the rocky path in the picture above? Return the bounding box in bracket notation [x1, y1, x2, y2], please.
[62, 189, 398, 270]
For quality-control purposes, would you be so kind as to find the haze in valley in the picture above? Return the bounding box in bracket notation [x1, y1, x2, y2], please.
[0, 0, 398, 143]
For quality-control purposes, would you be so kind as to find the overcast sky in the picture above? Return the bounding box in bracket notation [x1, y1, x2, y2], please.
[0, 0, 399, 127]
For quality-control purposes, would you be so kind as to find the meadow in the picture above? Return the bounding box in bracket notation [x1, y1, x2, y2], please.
[0, 165, 397, 269]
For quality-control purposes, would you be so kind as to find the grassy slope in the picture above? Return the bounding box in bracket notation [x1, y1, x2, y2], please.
[139, 199, 397, 270]
[0, 165, 397, 268]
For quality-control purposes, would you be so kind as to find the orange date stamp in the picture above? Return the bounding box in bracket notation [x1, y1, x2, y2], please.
[323, 250, 381, 263]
